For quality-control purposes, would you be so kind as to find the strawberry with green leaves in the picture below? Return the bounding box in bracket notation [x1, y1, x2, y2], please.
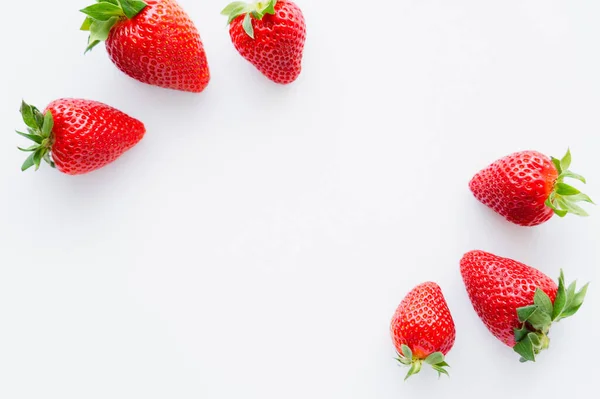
[221, 0, 306, 84]
[460, 250, 588, 362]
[390, 282, 455, 380]
[16, 99, 145, 175]
[81, 0, 210, 93]
[469, 149, 593, 226]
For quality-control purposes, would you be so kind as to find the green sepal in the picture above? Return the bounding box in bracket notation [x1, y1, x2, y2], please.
[400, 344, 412, 361]
[546, 149, 594, 218]
[513, 334, 537, 362]
[514, 325, 529, 342]
[15, 100, 56, 172]
[395, 348, 450, 380]
[221, 0, 278, 38]
[512, 270, 589, 362]
[80, 2, 124, 21]
[16, 131, 43, 144]
[81, 17, 93, 31]
[80, 0, 147, 52]
[85, 16, 120, 53]
[404, 361, 422, 381]
[243, 13, 254, 39]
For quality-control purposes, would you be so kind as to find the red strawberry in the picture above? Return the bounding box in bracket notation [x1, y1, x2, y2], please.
[16, 99, 145, 175]
[469, 150, 593, 226]
[80, 0, 210, 93]
[221, 0, 306, 84]
[390, 282, 455, 379]
[460, 250, 588, 362]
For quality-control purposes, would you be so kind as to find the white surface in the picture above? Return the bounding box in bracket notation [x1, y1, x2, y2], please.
[1, 0, 599, 397]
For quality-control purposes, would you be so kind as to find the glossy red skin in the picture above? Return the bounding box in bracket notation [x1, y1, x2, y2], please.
[469, 151, 558, 226]
[229, 1, 306, 84]
[390, 282, 456, 359]
[106, 0, 210, 93]
[460, 250, 558, 347]
[45, 99, 146, 175]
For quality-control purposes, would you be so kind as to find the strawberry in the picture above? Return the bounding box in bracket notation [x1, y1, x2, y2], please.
[221, 0, 306, 84]
[460, 250, 588, 362]
[390, 282, 455, 380]
[80, 0, 210, 93]
[16, 99, 145, 175]
[469, 149, 593, 226]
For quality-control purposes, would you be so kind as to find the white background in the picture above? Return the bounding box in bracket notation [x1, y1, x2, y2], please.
[1, 0, 599, 397]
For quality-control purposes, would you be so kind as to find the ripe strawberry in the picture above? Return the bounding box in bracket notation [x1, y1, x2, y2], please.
[469, 150, 593, 226]
[390, 282, 455, 380]
[16, 99, 145, 175]
[460, 250, 588, 362]
[80, 0, 210, 93]
[221, 0, 306, 84]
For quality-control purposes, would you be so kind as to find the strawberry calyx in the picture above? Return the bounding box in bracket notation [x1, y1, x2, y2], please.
[395, 344, 450, 380]
[16, 100, 56, 172]
[80, 0, 148, 53]
[545, 149, 594, 217]
[221, 0, 277, 39]
[513, 270, 589, 362]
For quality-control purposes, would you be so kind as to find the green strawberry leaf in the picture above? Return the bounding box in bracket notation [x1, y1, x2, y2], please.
[20, 101, 38, 129]
[526, 310, 552, 332]
[568, 193, 595, 204]
[41, 111, 54, 138]
[395, 355, 411, 366]
[431, 364, 449, 378]
[559, 282, 589, 319]
[513, 335, 536, 362]
[16, 131, 42, 144]
[404, 361, 422, 381]
[560, 148, 572, 172]
[18, 145, 39, 152]
[31, 106, 44, 127]
[424, 352, 444, 365]
[533, 288, 553, 315]
[33, 148, 44, 171]
[561, 171, 586, 184]
[400, 344, 413, 361]
[80, 2, 124, 21]
[120, 0, 147, 19]
[86, 16, 120, 53]
[517, 305, 537, 323]
[552, 270, 567, 320]
[551, 157, 562, 174]
[81, 17, 93, 31]
[556, 183, 580, 196]
[527, 332, 541, 347]
[514, 325, 530, 343]
[242, 13, 254, 39]
[557, 198, 588, 217]
[21, 152, 36, 171]
[221, 1, 247, 16]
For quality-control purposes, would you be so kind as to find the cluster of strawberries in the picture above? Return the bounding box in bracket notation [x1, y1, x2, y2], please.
[15, 0, 593, 385]
[391, 149, 592, 379]
[16, 0, 306, 174]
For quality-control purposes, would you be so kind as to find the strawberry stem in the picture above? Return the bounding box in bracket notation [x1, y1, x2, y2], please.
[545, 149, 594, 218]
[395, 344, 450, 380]
[221, 0, 278, 39]
[80, 0, 148, 53]
[16, 100, 55, 172]
[513, 270, 589, 362]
